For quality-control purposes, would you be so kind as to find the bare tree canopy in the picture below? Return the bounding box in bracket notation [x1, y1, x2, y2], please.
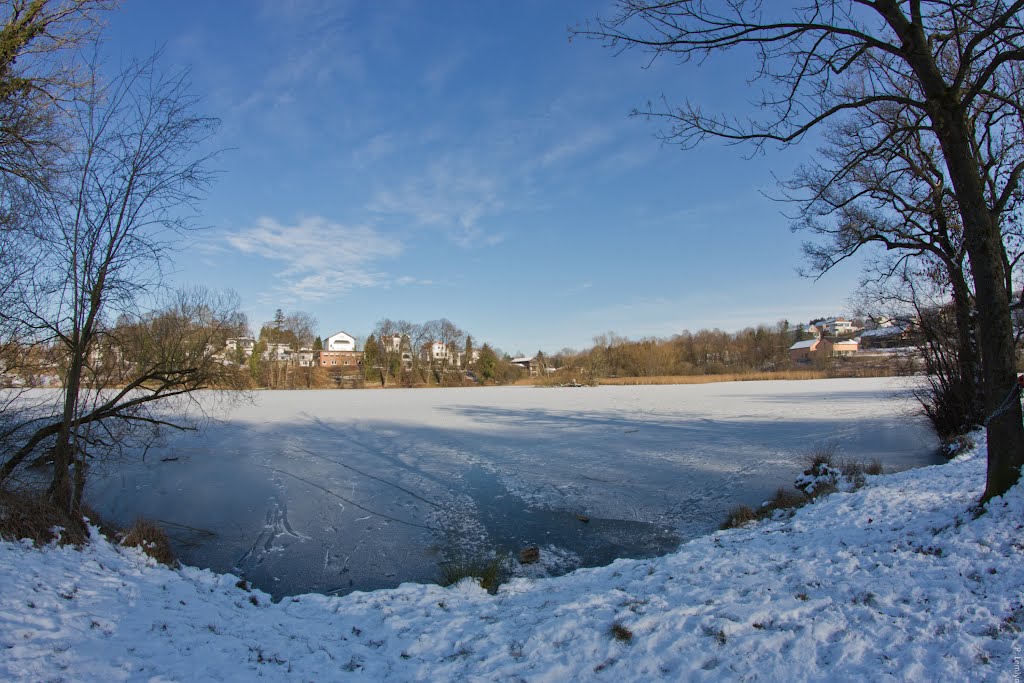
[577, 1, 1024, 501]
[0, 49, 236, 516]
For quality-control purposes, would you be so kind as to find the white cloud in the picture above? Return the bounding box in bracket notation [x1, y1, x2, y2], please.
[225, 216, 404, 301]
[539, 127, 614, 168]
[422, 51, 466, 92]
[368, 160, 506, 248]
[350, 134, 396, 168]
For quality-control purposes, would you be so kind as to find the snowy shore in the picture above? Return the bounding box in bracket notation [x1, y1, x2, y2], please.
[1, 432, 1020, 681]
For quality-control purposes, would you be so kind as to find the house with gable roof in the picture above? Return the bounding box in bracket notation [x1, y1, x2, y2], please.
[789, 339, 820, 364]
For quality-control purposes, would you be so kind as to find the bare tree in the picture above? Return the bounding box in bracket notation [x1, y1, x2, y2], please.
[0, 53, 226, 514]
[402, 319, 429, 385]
[786, 101, 987, 429]
[283, 311, 317, 349]
[371, 318, 399, 386]
[433, 318, 465, 384]
[577, 1, 1024, 501]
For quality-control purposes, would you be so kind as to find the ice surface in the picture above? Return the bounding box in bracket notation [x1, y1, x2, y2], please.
[84, 378, 940, 597]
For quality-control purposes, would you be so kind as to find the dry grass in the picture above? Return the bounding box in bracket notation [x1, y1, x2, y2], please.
[864, 459, 884, 476]
[804, 442, 840, 470]
[767, 486, 810, 510]
[610, 622, 634, 642]
[0, 488, 88, 546]
[438, 554, 506, 594]
[721, 486, 812, 530]
[721, 504, 761, 529]
[120, 518, 178, 566]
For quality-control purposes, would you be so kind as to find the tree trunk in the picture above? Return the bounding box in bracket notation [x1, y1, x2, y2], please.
[48, 347, 84, 514]
[938, 116, 1024, 501]
[893, 8, 1024, 502]
[949, 268, 984, 426]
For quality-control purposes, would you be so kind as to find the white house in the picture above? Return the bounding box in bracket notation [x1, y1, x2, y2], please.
[820, 317, 856, 336]
[421, 341, 457, 365]
[225, 337, 256, 356]
[263, 342, 292, 361]
[326, 331, 356, 352]
[380, 335, 403, 353]
[510, 356, 539, 376]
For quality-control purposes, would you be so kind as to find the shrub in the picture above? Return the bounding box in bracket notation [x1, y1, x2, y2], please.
[121, 519, 177, 567]
[864, 459, 884, 476]
[720, 504, 759, 530]
[721, 486, 813, 529]
[796, 443, 853, 496]
[940, 433, 976, 460]
[610, 622, 633, 642]
[839, 460, 867, 490]
[767, 486, 808, 511]
[0, 488, 88, 546]
[438, 554, 506, 594]
[804, 442, 839, 470]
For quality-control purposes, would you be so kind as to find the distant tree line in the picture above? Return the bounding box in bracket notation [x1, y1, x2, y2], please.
[552, 323, 811, 382]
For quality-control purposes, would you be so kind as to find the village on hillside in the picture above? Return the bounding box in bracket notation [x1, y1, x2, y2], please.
[0, 313, 922, 390]
[221, 329, 543, 378]
[786, 316, 911, 364]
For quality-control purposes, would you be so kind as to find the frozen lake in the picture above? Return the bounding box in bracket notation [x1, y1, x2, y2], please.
[87, 378, 941, 598]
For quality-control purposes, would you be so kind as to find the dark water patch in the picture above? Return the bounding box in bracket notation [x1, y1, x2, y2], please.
[456, 465, 680, 573]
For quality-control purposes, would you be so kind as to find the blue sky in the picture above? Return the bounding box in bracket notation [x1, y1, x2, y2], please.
[102, 0, 865, 355]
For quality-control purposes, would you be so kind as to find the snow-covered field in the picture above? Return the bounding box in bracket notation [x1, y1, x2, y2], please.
[84, 378, 940, 598]
[2, 431, 1020, 681]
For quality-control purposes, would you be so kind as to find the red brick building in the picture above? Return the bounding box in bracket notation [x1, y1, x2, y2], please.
[318, 350, 363, 370]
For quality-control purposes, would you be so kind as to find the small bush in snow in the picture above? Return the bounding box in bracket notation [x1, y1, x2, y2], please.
[804, 442, 839, 469]
[721, 486, 814, 529]
[610, 622, 633, 642]
[720, 505, 759, 530]
[864, 459, 884, 476]
[795, 443, 876, 496]
[438, 554, 506, 594]
[121, 519, 178, 567]
[794, 462, 842, 496]
[766, 486, 808, 511]
[940, 433, 976, 460]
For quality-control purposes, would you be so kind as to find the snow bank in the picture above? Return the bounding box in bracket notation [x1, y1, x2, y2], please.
[1, 435, 1021, 681]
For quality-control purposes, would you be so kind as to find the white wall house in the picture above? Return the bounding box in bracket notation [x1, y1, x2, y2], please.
[421, 341, 457, 365]
[380, 335, 403, 353]
[225, 337, 256, 356]
[326, 331, 356, 352]
[510, 356, 538, 375]
[263, 342, 292, 361]
[821, 317, 856, 336]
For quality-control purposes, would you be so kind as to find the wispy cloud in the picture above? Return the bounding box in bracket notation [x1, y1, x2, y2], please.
[368, 159, 506, 248]
[350, 133, 396, 168]
[539, 126, 614, 167]
[422, 50, 466, 92]
[225, 216, 403, 301]
[221, 2, 366, 144]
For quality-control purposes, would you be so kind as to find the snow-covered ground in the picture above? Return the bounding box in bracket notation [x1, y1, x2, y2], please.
[2, 431, 1020, 681]
[83, 378, 941, 598]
